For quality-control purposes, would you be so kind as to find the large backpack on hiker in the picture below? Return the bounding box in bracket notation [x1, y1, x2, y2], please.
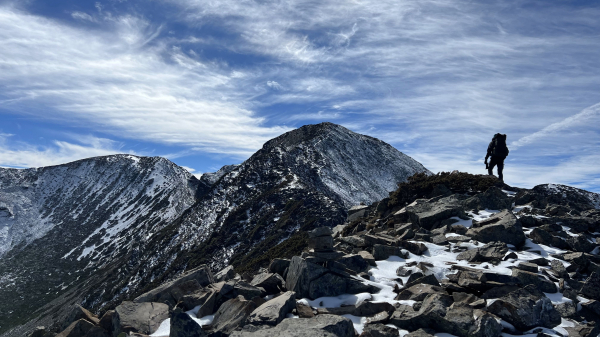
[490, 134, 509, 158]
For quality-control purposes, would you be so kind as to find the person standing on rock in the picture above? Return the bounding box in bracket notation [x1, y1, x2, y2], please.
[485, 133, 509, 182]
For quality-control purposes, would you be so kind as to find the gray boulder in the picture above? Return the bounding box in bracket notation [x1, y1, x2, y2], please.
[353, 301, 395, 317]
[405, 329, 435, 337]
[470, 313, 502, 337]
[286, 256, 328, 298]
[456, 242, 508, 263]
[285, 256, 378, 299]
[372, 245, 408, 260]
[233, 280, 265, 299]
[463, 187, 513, 211]
[564, 323, 600, 337]
[466, 210, 526, 247]
[180, 289, 217, 315]
[404, 195, 469, 230]
[112, 301, 169, 336]
[214, 265, 236, 283]
[134, 265, 213, 305]
[268, 259, 290, 277]
[486, 288, 561, 331]
[170, 308, 206, 337]
[529, 228, 569, 249]
[251, 273, 284, 294]
[230, 314, 354, 337]
[246, 291, 296, 326]
[359, 323, 398, 337]
[566, 235, 597, 253]
[511, 269, 556, 293]
[337, 254, 370, 274]
[210, 295, 257, 334]
[580, 272, 600, 300]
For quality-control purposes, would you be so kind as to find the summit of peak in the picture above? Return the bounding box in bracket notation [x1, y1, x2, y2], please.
[262, 122, 359, 151]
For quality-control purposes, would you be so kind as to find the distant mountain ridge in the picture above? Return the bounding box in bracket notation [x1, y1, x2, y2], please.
[0, 122, 430, 335]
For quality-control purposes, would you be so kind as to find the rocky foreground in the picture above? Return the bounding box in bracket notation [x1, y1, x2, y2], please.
[28, 173, 600, 337]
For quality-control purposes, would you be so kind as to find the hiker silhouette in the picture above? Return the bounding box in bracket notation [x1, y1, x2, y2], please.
[485, 133, 509, 182]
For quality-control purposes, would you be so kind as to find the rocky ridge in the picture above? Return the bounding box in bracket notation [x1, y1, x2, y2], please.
[37, 172, 600, 337]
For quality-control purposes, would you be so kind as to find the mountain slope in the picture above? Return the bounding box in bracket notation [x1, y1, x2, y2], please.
[0, 155, 200, 333]
[135, 123, 430, 289]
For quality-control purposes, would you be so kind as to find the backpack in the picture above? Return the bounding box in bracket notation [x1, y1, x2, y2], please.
[491, 134, 509, 157]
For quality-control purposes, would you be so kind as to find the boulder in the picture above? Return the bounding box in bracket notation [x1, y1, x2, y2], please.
[529, 228, 569, 249]
[579, 272, 600, 300]
[98, 310, 115, 332]
[285, 256, 328, 298]
[515, 262, 538, 273]
[359, 323, 398, 337]
[230, 314, 355, 337]
[404, 195, 469, 230]
[210, 295, 257, 334]
[233, 281, 265, 299]
[246, 291, 296, 326]
[396, 284, 447, 301]
[486, 288, 561, 331]
[251, 273, 284, 294]
[180, 289, 217, 315]
[134, 265, 213, 305]
[404, 274, 439, 289]
[550, 260, 568, 278]
[456, 242, 508, 263]
[357, 251, 376, 266]
[466, 210, 526, 247]
[214, 266, 236, 283]
[566, 235, 597, 253]
[296, 302, 314, 318]
[564, 323, 600, 337]
[462, 186, 513, 211]
[511, 269, 557, 293]
[285, 256, 378, 299]
[389, 294, 453, 333]
[170, 308, 206, 337]
[56, 319, 95, 337]
[470, 313, 502, 337]
[308, 272, 348, 299]
[112, 301, 170, 336]
[372, 244, 408, 260]
[268, 259, 290, 277]
[405, 329, 435, 337]
[352, 301, 395, 317]
[61, 305, 99, 330]
[555, 301, 577, 318]
[337, 254, 370, 274]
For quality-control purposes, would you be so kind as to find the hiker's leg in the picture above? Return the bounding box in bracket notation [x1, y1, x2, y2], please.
[497, 159, 504, 181]
[488, 158, 497, 176]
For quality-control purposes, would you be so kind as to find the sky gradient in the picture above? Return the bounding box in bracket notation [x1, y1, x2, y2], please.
[1, 0, 599, 192]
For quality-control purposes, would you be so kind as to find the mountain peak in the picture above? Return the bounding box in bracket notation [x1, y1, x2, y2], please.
[262, 122, 354, 151]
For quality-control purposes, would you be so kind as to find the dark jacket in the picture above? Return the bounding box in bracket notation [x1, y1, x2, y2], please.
[486, 134, 509, 160]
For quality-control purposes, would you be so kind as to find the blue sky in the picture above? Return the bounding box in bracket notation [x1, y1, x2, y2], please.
[0, 0, 599, 192]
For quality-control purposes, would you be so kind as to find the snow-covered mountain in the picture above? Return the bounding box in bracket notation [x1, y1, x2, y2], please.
[0, 122, 430, 335]
[0, 155, 201, 333]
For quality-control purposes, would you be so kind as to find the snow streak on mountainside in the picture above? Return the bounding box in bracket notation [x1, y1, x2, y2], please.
[0, 155, 199, 333]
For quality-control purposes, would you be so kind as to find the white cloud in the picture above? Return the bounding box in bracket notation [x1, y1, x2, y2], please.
[0, 134, 129, 168]
[71, 11, 96, 22]
[0, 7, 289, 158]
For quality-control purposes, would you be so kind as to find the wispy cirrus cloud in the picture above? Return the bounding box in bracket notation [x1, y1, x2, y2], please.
[1, 0, 599, 191]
